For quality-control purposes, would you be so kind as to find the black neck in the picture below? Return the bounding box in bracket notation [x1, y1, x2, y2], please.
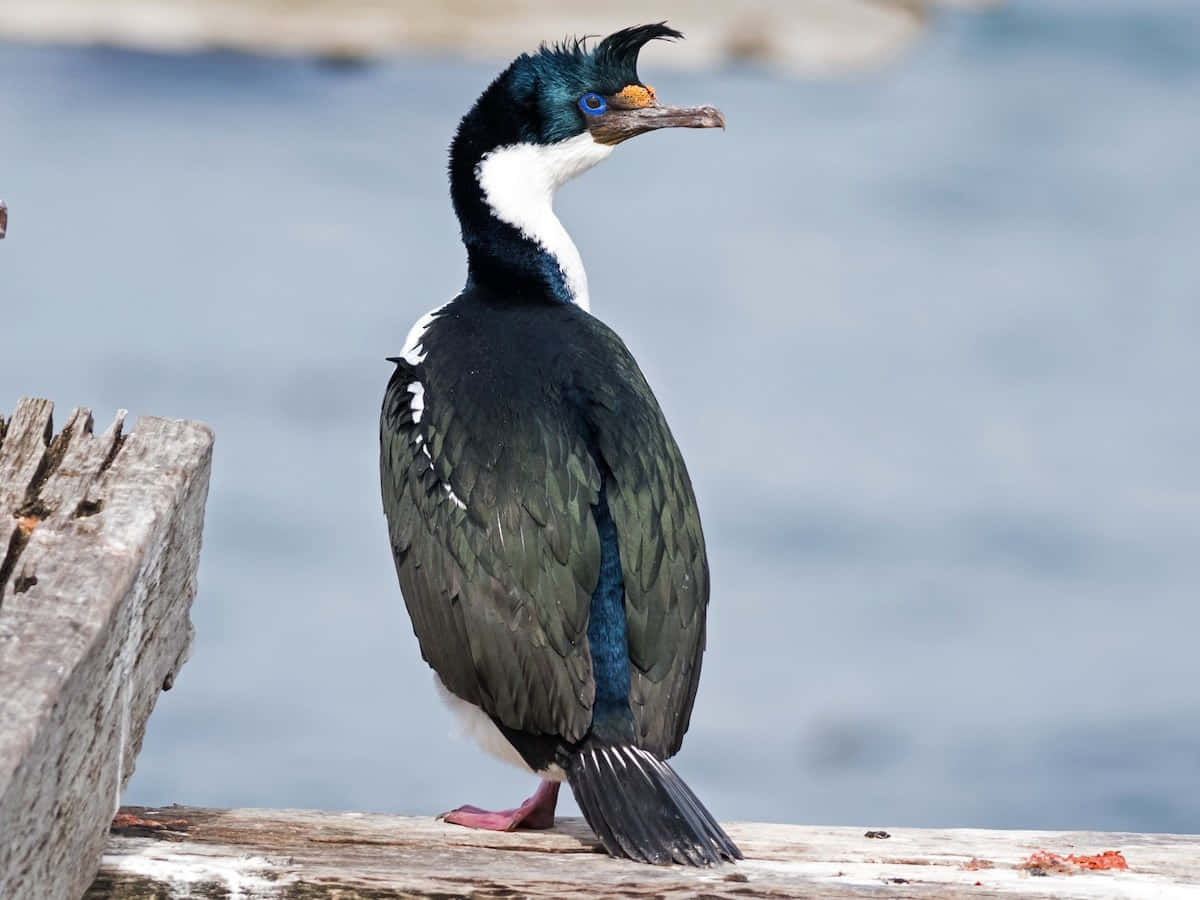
[454, 184, 573, 305]
[448, 76, 574, 306]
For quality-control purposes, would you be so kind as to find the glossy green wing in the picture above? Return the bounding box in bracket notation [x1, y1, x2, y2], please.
[380, 358, 602, 740]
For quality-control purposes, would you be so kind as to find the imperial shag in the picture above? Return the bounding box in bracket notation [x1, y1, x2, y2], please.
[380, 23, 737, 865]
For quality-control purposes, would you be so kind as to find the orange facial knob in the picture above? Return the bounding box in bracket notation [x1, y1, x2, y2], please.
[616, 84, 657, 108]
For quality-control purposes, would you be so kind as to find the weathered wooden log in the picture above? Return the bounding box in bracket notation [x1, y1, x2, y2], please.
[88, 805, 1200, 898]
[0, 398, 214, 900]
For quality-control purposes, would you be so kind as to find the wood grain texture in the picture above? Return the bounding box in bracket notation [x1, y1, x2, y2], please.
[88, 805, 1200, 899]
[0, 398, 214, 900]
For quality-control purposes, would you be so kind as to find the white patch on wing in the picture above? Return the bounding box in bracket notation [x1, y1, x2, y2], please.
[475, 134, 613, 311]
[407, 386, 466, 510]
[407, 381, 425, 424]
[444, 484, 467, 510]
[435, 676, 567, 782]
[400, 301, 450, 365]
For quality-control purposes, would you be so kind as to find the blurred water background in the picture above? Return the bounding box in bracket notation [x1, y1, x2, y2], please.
[2, 0, 1198, 833]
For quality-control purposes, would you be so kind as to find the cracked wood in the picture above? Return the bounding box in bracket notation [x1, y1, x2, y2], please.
[88, 805, 1200, 898]
[0, 397, 214, 900]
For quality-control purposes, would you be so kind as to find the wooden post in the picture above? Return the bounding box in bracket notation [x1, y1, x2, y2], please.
[0, 398, 214, 900]
[87, 805, 1200, 898]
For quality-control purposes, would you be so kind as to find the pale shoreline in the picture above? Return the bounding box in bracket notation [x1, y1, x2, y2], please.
[0, 0, 1001, 74]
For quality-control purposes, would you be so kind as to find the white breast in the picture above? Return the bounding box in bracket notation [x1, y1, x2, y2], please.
[475, 134, 613, 311]
[435, 676, 567, 782]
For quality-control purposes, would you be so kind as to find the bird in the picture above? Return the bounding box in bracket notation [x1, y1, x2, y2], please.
[379, 23, 739, 866]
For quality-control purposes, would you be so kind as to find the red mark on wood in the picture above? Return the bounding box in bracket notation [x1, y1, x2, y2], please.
[1069, 851, 1129, 870]
[111, 813, 190, 837]
[1017, 849, 1129, 874]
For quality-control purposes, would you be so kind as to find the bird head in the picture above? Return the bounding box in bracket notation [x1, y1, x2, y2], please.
[451, 22, 724, 195]
[449, 24, 723, 307]
[487, 23, 721, 144]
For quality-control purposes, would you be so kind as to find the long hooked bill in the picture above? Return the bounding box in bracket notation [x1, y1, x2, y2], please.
[587, 93, 725, 146]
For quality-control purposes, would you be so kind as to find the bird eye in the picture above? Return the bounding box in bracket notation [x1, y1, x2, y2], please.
[579, 93, 606, 116]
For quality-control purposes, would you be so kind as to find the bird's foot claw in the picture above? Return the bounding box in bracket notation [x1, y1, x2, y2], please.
[439, 781, 559, 831]
[440, 805, 531, 831]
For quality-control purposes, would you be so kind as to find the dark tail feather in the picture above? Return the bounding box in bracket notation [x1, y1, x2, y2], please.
[567, 743, 742, 866]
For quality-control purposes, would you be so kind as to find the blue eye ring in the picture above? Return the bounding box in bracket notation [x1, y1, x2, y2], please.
[579, 93, 607, 116]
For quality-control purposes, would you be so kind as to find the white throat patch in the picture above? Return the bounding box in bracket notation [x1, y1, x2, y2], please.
[475, 134, 613, 311]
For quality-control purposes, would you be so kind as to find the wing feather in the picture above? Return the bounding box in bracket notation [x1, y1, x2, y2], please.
[382, 301, 709, 757]
[381, 355, 600, 741]
[584, 331, 710, 760]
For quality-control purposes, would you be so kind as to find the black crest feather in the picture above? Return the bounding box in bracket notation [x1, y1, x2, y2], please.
[451, 22, 685, 152]
[593, 23, 683, 83]
[535, 22, 682, 91]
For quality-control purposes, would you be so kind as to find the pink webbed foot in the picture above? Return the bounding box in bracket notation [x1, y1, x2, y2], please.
[440, 779, 560, 831]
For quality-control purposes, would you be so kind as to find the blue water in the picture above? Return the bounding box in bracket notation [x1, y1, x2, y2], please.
[2, 1, 1198, 833]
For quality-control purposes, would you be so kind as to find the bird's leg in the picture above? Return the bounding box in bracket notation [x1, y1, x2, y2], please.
[440, 779, 560, 831]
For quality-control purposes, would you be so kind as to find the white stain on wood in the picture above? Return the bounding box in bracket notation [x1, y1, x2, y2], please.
[0, 398, 214, 900]
[100, 843, 294, 898]
[88, 805, 1200, 899]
